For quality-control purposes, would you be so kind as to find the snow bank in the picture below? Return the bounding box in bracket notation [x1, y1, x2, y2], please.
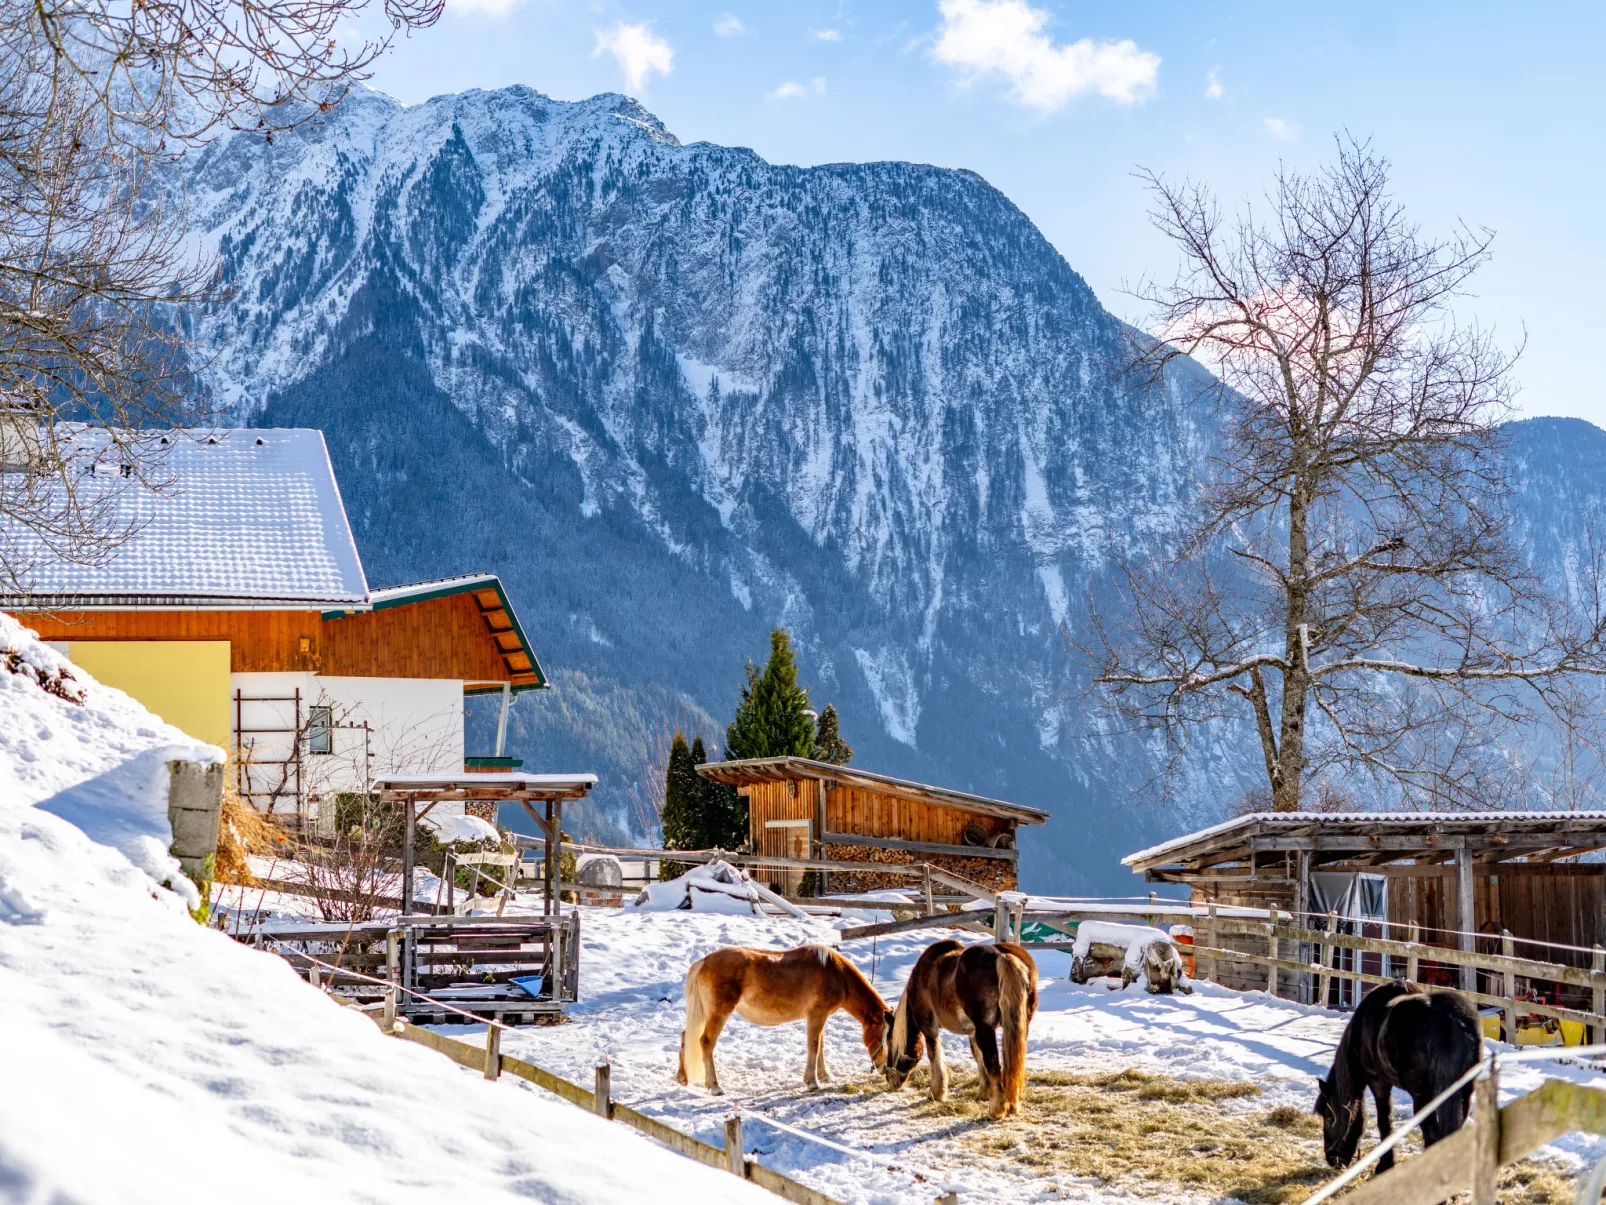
[630, 860, 765, 914]
[0, 614, 772, 1204]
[0, 611, 221, 906]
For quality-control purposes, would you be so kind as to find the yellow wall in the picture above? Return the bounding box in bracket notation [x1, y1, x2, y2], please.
[66, 641, 231, 749]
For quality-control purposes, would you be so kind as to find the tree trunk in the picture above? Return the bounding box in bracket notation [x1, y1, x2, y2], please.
[1273, 458, 1312, 811]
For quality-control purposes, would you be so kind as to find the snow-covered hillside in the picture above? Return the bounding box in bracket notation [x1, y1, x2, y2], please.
[0, 611, 772, 1204]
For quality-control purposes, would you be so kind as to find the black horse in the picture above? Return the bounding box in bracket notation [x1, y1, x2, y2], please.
[1314, 981, 1483, 1171]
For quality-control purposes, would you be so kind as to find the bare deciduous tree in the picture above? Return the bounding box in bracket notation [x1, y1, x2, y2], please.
[0, 0, 443, 589]
[1088, 138, 1606, 813]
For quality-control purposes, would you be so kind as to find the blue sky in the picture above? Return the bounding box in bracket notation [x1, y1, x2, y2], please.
[362, 1, 1605, 427]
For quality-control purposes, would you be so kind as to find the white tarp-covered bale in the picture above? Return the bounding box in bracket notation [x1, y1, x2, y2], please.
[630, 861, 768, 915]
[1071, 920, 1191, 994]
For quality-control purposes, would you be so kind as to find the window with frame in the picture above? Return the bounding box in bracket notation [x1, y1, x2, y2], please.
[307, 705, 333, 755]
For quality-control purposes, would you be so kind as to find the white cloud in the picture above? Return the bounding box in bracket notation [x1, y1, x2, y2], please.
[768, 77, 827, 102]
[1204, 68, 1223, 100]
[593, 22, 675, 93]
[713, 13, 745, 37]
[1264, 116, 1302, 141]
[446, 0, 519, 17]
[930, 0, 1159, 110]
[814, 28, 842, 41]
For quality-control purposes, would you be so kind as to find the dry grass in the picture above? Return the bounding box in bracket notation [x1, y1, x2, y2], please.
[214, 775, 285, 885]
[887, 1066, 1575, 1205]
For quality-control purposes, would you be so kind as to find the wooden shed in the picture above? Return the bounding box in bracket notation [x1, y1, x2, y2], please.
[696, 757, 1049, 894]
[1123, 811, 1606, 1003]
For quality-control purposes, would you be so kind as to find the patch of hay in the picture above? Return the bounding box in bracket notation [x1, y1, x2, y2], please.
[214, 776, 285, 885]
[915, 1067, 1575, 1205]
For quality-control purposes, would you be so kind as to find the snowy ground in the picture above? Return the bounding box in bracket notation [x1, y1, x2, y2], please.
[0, 612, 774, 1205]
[450, 901, 1606, 1205]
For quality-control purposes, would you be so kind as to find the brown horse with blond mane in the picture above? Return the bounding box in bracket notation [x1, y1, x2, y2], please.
[678, 944, 894, 1094]
[884, 939, 1037, 1119]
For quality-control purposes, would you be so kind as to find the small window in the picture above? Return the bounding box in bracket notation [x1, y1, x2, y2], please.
[307, 705, 333, 755]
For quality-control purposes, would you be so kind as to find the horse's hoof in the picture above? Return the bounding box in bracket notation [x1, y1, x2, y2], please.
[710, 1086, 725, 1097]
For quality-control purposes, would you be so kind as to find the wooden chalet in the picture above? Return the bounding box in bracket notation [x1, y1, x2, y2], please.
[697, 757, 1049, 894]
[1, 429, 547, 831]
[1124, 811, 1606, 1003]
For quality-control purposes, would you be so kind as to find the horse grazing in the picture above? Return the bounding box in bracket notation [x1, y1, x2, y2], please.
[677, 944, 892, 1094]
[885, 940, 1037, 1120]
[1315, 981, 1483, 1171]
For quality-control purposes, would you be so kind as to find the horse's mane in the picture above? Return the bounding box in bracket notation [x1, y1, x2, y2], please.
[828, 947, 888, 1010]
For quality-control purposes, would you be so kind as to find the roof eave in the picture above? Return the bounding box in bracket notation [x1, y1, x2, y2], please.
[697, 756, 1049, 824]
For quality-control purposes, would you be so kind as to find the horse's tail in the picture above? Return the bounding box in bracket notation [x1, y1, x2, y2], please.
[680, 958, 708, 1087]
[997, 948, 1033, 1114]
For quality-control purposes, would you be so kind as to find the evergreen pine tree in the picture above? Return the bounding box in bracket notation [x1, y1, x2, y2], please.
[815, 704, 853, 765]
[658, 732, 701, 879]
[725, 629, 818, 760]
[690, 735, 746, 852]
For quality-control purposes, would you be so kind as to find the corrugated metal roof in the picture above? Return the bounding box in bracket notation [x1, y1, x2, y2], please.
[1124, 810, 1606, 868]
[1, 429, 368, 608]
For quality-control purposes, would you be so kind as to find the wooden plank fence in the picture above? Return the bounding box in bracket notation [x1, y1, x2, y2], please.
[1335, 1069, 1606, 1205]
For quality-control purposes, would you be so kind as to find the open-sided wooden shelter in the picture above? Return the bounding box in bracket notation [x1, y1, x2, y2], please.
[697, 757, 1049, 893]
[373, 771, 597, 1020]
[1124, 811, 1606, 1001]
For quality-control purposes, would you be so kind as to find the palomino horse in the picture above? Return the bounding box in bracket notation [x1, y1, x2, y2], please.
[1315, 981, 1482, 1171]
[677, 944, 893, 1094]
[885, 940, 1037, 1119]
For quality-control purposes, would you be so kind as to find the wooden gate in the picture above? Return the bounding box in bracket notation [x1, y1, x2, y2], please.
[763, 819, 811, 895]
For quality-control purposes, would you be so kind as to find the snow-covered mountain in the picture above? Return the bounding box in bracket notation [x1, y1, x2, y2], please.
[179, 85, 1604, 892]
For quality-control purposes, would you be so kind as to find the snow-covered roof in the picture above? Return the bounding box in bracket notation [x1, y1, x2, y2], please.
[1124, 809, 1606, 871]
[374, 772, 597, 799]
[368, 574, 498, 607]
[1, 429, 368, 608]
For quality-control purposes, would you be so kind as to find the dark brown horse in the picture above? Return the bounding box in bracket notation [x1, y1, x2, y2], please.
[677, 944, 893, 1094]
[884, 940, 1037, 1119]
[1315, 981, 1483, 1171]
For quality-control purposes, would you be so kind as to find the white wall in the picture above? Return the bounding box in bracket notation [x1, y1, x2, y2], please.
[231, 673, 465, 823]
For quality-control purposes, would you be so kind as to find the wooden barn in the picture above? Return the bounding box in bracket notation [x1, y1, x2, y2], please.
[1124, 811, 1606, 1005]
[1, 428, 546, 832]
[696, 757, 1049, 894]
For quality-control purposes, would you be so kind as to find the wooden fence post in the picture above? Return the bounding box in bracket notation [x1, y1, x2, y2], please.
[483, 1024, 501, 1081]
[1266, 923, 1278, 997]
[1406, 922, 1420, 984]
[308, 962, 321, 989]
[994, 898, 1010, 943]
[724, 1114, 744, 1176]
[1502, 930, 1518, 1044]
[1317, 911, 1337, 1009]
[383, 927, 400, 1032]
[1204, 903, 1218, 984]
[1593, 946, 1606, 1046]
[1472, 1063, 1499, 1205]
[594, 1061, 611, 1118]
[922, 864, 934, 917]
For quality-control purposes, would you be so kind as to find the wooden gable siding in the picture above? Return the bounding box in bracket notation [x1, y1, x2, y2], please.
[20, 610, 322, 672]
[826, 785, 1006, 845]
[320, 591, 512, 682]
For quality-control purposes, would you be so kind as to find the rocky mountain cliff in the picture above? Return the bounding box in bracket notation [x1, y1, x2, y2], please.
[181, 85, 1604, 893]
